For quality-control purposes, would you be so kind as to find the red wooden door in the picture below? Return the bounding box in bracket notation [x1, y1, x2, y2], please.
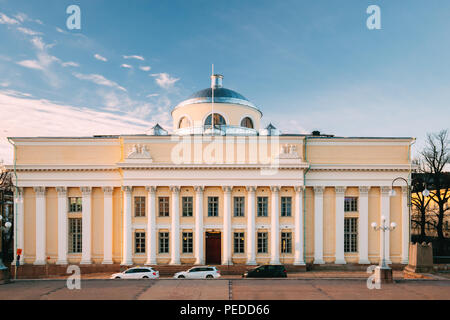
[205, 232, 221, 265]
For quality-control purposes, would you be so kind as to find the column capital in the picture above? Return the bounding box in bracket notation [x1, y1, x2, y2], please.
[380, 186, 391, 195]
[15, 187, 24, 198]
[335, 186, 347, 195]
[145, 186, 157, 193]
[56, 187, 67, 196]
[194, 186, 205, 193]
[81, 186, 92, 196]
[359, 186, 370, 195]
[102, 186, 113, 196]
[170, 186, 181, 194]
[246, 186, 257, 193]
[269, 186, 280, 193]
[294, 186, 305, 193]
[222, 186, 232, 193]
[33, 186, 46, 196]
[313, 186, 324, 195]
[121, 186, 132, 194]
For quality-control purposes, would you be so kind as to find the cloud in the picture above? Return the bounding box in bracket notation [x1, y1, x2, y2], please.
[146, 93, 159, 98]
[61, 61, 79, 67]
[121, 64, 132, 69]
[73, 72, 127, 92]
[0, 12, 20, 25]
[94, 54, 108, 62]
[16, 59, 44, 70]
[139, 66, 151, 71]
[0, 90, 153, 164]
[123, 55, 145, 61]
[150, 72, 180, 89]
[17, 27, 42, 36]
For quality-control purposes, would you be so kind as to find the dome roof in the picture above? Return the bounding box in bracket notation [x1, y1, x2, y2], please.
[172, 74, 260, 113]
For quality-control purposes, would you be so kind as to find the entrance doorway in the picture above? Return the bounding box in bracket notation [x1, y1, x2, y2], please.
[205, 232, 221, 265]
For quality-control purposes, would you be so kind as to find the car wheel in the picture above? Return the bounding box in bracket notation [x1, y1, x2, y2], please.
[142, 276, 149, 279]
[178, 275, 185, 279]
[115, 276, 121, 279]
[206, 275, 213, 279]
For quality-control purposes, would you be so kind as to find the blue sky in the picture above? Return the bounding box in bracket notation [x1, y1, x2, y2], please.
[0, 0, 449, 163]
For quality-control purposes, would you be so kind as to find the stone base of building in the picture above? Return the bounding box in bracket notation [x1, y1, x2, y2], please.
[10, 263, 308, 279]
[375, 266, 393, 284]
[307, 262, 405, 272]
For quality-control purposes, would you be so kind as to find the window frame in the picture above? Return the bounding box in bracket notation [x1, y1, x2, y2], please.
[68, 217, 82, 253]
[182, 196, 193, 217]
[182, 232, 193, 254]
[208, 196, 219, 217]
[257, 231, 268, 254]
[159, 232, 170, 254]
[281, 196, 292, 217]
[344, 217, 358, 253]
[233, 232, 245, 254]
[233, 196, 245, 217]
[135, 231, 146, 254]
[158, 196, 170, 217]
[134, 196, 146, 217]
[344, 197, 358, 212]
[257, 196, 268, 217]
[281, 232, 292, 254]
[68, 197, 82, 213]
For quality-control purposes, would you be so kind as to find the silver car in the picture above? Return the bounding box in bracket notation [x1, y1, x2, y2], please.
[173, 266, 221, 279]
[111, 267, 159, 279]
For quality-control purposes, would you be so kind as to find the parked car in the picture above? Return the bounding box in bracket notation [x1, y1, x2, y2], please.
[242, 265, 287, 278]
[111, 267, 159, 279]
[173, 266, 221, 279]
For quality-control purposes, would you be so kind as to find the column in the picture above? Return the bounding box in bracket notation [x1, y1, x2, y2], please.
[358, 186, 370, 264]
[121, 186, 133, 265]
[145, 186, 157, 265]
[170, 186, 180, 265]
[380, 186, 392, 264]
[246, 186, 257, 265]
[14, 187, 24, 265]
[56, 187, 68, 265]
[33, 187, 46, 265]
[294, 186, 305, 265]
[270, 186, 280, 265]
[335, 186, 346, 264]
[222, 186, 232, 265]
[102, 187, 113, 264]
[80, 187, 92, 264]
[194, 186, 204, 265]
[401, 186, 409, 264]
[313, 186, 325, 264]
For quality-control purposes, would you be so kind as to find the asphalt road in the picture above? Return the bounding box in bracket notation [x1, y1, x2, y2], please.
[0, 279, 449, 300]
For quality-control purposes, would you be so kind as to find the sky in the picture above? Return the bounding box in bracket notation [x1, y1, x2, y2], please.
[0, 0, 449, 164]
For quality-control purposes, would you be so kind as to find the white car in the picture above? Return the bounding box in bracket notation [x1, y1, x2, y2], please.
[173, 266, 221, 279]
[111, 267, 159, 279]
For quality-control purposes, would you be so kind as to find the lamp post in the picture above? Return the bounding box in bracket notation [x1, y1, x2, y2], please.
[371, 216, 396, 283]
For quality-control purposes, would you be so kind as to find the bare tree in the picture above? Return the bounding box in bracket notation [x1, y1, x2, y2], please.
[420, 129, 450, 240]
[411, 166, 434, 239]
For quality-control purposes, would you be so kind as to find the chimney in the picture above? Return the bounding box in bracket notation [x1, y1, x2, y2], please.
[211, 74, 223, 88]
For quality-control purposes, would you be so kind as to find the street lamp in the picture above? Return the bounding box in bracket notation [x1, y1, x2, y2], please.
[372, 216, 397, 269]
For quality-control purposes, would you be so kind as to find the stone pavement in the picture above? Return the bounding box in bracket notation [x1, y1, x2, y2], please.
[0, 278, 448, 300]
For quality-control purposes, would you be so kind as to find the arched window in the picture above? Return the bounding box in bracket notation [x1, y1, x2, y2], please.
[240, 117, 254, 129]
[204, 113, 226, 126]
[178, 116, 191, 129]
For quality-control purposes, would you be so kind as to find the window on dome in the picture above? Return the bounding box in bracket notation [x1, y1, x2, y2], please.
[240, 117, 254, 129]
[204, 113, 226, 126]
[178, 116, 191, 129]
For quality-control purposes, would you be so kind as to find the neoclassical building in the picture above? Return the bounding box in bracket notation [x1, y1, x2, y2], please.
[8, 74, 415, 268]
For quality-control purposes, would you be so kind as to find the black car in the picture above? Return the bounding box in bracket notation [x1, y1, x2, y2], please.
[242, 265, 287, 278]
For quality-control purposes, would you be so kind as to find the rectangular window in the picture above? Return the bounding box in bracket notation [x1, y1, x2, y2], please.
[159, 232, 169, 253]
[159, 197, 170, 217]
[234, 196, 245, 217]
[134, 196, 146, 217]
[135, 232, 146, 254]
[68, 197, 82, 212]
[281, 197, 292, 217]
[257, 196, 268, 217]
[68, 218, 82, 253]
[182, 196, 193, 217]
[344, 197, 358, 212]
[208, 196, 219, 217]
[257, 232, 268, 253]
[281, 232, 292, 253]
[234, 232, 245, 254]
[344, 218, 358, 253]
[182, 232, 193, 253]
